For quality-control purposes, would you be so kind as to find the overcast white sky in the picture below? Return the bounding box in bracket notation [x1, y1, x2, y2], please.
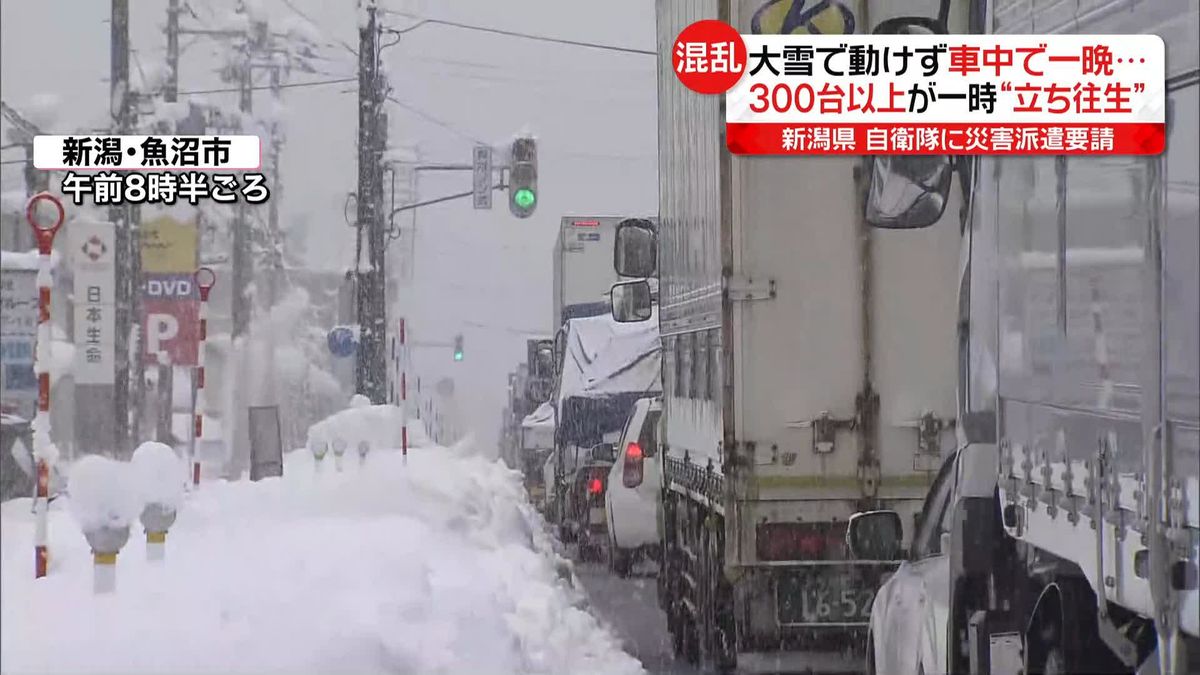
[1, 0, 660, 453]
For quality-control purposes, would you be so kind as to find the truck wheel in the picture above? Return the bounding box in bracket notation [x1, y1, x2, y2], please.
[866, 632, 877, 675]
[609, 545, 632, 577]
[1043, 648, 1065, 675]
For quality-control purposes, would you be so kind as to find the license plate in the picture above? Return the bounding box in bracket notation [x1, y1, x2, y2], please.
[590, 507, 607, 525]
[776, 571, 877, 625]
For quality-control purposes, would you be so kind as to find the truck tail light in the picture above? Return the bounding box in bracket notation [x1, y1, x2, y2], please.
[756, 522, 849, 562]
[622, 442, 644, 488]
[586, 468, 608, 505]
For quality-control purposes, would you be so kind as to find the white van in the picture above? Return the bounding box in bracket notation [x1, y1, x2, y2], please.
[604, 396, 662, 576]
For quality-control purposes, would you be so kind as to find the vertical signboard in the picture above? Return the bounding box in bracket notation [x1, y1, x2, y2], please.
[0, 266, 38, 410]
[140, 215, 199, 365]
[472, 145, 493, 210]
[71, 220, 117, 384]
[248, 405, 283, 481]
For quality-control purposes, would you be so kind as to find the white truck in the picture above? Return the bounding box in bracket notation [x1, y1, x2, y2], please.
[553, 215, 658, 332]
[842, 2, 1200, 674]
[609, 1, 964, 670]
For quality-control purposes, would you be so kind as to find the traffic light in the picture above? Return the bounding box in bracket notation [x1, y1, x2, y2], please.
[453, 334, 464, 361]
[508, 137, 537, 218]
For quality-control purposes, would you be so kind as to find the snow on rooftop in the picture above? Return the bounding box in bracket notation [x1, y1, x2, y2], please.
[1, 441, 645, 675]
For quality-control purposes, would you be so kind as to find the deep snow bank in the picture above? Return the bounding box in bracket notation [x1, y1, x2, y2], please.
[1, 443, 644, 675]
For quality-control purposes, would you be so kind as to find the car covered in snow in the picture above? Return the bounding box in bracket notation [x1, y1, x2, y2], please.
[604, 396, 662, 577]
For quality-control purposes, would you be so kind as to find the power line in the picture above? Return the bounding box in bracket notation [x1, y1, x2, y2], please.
[178, 76, 357, 96]
[381, 12, 655, 56]
[276, 0, 359, 58]
[383, 94, 484, 145]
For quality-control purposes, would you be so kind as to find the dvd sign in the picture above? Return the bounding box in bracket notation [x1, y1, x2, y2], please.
[144, 274, 197, 300]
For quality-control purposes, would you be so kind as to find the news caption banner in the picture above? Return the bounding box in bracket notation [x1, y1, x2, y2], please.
[32, 135, 268, 205]
[671, 20, 1166, 155]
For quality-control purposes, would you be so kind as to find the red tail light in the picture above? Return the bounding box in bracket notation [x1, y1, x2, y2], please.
[588, 478, 603, 495]
[623, 442, 645, 488]
[756, 522, 849, 562]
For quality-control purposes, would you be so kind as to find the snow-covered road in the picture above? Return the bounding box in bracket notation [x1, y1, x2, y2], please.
[1, 442, 644, 675]
[573, 560, 701, 675]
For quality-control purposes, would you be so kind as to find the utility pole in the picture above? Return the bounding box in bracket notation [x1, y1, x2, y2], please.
[165, 0, 180, 103]
[110, 0, 134, 457]
[355, 0, 387, 403]
[230, 13, 256, 339]
[266, 64, 283, 306]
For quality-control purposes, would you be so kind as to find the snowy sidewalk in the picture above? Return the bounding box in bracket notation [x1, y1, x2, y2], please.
[1, 444, 644, 675]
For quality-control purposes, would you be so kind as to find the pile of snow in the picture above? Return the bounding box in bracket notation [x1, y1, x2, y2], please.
[65, 455, 141, 533]
[130, 442, 186, 509]
[0, 248, 62, 272]
[1, 440, 644, 675]
[305, 402, 430, 455]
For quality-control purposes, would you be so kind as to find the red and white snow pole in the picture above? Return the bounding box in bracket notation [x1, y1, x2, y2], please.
[399, 318, 408, 459]
[192, 267, 216, 486]
[27, 192, 64, 580]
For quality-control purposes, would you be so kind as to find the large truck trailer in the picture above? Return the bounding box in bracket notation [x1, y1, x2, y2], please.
[845, 1, 1199, 673]
[612, 1, 966, 670]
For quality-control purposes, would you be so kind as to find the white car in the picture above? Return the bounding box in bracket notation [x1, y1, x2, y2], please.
[604, 396, 662, 577]
[848, 443, 996, 675]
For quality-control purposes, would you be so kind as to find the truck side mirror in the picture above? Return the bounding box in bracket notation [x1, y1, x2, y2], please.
[847, 510, 904, 560]
[864, 155, 954, 229]
[611, 279, 653, 323]
[614, 218, 656, 278]
[863, 16, 954, 231]
[589, 442, 615, 463]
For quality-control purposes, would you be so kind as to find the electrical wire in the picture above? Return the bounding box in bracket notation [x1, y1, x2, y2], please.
[380, 12, 655, 56]
[383, 94, 484, 145]
[276, 0, 359, 58]
[178, 76, 357, 96]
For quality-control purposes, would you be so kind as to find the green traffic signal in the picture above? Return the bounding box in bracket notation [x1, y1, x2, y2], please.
[454, 351, 463, 361]
[513, 188, 536, 209]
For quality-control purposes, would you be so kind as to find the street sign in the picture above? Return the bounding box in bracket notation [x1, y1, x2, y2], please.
[472, 144, 492, 210]
[71, 220, 117, 385]
[0, 268, 37, 407]
[140, 215, 199, 366]
[327, 326, 357, 358]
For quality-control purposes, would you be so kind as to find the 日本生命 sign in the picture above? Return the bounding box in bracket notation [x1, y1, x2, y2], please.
[71, 220, 117, 384]
[140, 215, 199, 366]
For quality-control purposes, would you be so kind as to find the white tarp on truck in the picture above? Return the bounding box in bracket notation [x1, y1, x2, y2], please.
[520, 401, 556, 450]
[557, 309, 661, 405]
[554, 309, 661, 451]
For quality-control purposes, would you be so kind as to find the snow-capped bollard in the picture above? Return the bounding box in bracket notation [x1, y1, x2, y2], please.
[310, 439, 328, 473]
[140, 503, 176, 561]
[132, 441, 184, 562]
[68, 456, 139, 594]
[357, 440, 370, 467]
[332, 437, 347, 472]
[86, 525, 130, 593]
